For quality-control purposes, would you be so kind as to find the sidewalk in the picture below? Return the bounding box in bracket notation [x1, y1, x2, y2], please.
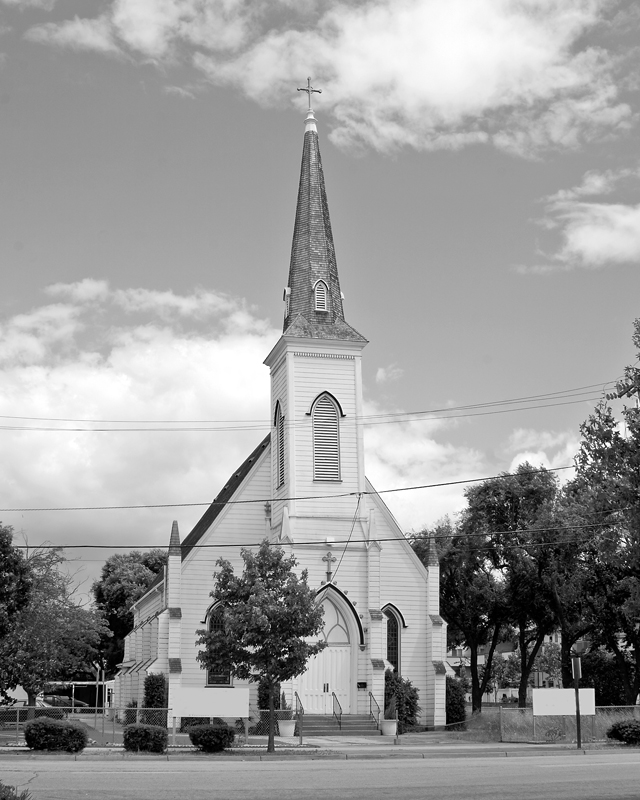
[0, 734, 628, 761]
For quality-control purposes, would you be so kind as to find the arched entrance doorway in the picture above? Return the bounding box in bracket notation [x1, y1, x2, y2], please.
[297, 595, 353, 714]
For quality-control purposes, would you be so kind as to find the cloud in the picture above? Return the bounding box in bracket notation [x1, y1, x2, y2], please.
[520, 166, 640, 271]
[375, 364, 404, 385]
[0, 282, 279, 592]
[1, 0, 56, 9]
[505, 427, 579, 476]
[0, 282, 488, 590]
[26, 14, 122, 55]
[363, 400, 484, 531]
[164, 84, 196, 99]
[24, 0, 636, 156]
[46, 279, 110, 304]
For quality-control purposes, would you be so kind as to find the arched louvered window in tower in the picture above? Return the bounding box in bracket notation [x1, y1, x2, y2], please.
[274, 402, 285, 489]
[314, 280, 328, 312]
[312, 393, 340, 481]
[206, 606, 231, 686]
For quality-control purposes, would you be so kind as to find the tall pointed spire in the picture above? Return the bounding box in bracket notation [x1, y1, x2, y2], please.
[283, 85, 366, 343]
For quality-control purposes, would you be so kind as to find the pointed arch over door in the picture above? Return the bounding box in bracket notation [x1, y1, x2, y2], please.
[297, 592, 354, 714]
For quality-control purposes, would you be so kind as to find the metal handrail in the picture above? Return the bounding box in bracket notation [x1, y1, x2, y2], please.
[294, 692, 304, 744]
[332, 692, 342, 730]
[369, 692, 381, 729]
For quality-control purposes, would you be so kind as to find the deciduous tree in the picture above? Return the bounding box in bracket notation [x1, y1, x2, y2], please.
[92, 550, 167, 675]
[0, 548, 107, 705]
[196, 540, 325, 752]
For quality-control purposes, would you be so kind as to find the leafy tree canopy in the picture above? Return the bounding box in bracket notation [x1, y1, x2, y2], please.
[0, 547, 107, 704]
[0, 524, 32, 642]
[92, 550, 167, 675]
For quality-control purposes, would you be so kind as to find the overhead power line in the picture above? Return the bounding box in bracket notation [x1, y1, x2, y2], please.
[0, 465, 574, 513]
[9, 520, 623, 552]
[0, 381, 615, 432]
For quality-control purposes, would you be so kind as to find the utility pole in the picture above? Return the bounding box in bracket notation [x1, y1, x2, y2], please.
[572, 654, 582, 749]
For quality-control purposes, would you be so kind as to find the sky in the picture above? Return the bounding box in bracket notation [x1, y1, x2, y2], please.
[0, 0, 639, 595]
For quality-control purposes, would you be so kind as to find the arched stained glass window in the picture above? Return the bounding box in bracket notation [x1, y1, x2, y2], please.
[385, 610, 400, 673]
[312, 393, 340, 481]
[206, 606, 231, 686]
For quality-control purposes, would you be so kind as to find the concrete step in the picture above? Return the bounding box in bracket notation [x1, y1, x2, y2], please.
[301, 715, 381, 737]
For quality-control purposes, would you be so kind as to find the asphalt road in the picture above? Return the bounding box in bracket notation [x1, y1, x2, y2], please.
[1, 753, 639, 800]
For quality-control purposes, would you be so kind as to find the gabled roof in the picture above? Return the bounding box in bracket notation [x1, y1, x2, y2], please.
[180, 433, 271, 560]
[283, 111, 366, 344]
[143, 434, 270, 598]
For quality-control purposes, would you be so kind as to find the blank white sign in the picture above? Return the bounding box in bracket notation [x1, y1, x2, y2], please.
[170, 687, 249, 718]
[532, 688, 595, 716]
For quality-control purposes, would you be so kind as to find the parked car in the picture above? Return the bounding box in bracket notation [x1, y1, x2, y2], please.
[40, 695, 89, 708]
[0, 700, 65, 725]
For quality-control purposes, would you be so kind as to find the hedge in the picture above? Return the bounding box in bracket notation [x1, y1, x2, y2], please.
[24, 717, 87, 753]
[445, 676, 466, 729]
[123, 723, 168, 753]
[188, 723, 235, 753]
[606, 719, 640, 745]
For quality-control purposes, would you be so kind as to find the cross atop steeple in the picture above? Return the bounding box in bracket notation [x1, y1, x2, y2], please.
[297, 77, 321, 113]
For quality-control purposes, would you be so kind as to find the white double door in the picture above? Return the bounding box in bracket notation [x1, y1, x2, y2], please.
[298, 644, 351, 714]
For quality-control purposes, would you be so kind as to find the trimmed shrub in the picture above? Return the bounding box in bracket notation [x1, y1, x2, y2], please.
[123, 723, 168, 753]
[24, 717, 87, 753]
[606, 719, 640, 745]
[188, 723, 235, 753]
[180, 716, 210, 732]
[143, 673, 167, 709]
[0, 783, 31, 800]
[257, 678, 280, 710]
[384, 670, 421, 734]
[446, 676, 466, 729]
[124, 700, 138, 726]
[142, 674, 167, 727]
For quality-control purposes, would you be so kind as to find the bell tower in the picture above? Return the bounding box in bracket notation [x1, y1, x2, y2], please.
[264, 83, 368, 544]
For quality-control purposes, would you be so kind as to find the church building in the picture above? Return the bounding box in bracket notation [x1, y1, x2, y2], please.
[115, 95, 447, 728]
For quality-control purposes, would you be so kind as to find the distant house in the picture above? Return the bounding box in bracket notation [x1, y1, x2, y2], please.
[115, 104, 447, 727]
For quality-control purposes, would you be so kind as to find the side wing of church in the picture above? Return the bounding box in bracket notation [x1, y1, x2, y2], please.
[115, 102, 447, 728]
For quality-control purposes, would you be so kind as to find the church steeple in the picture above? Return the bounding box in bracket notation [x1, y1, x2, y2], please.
[283, 84, 366, 343]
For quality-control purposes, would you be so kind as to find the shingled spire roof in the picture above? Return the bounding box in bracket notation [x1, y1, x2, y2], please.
[283, 108, 366, 343]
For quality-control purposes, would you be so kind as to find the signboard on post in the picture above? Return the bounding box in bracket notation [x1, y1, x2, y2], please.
[532, 688, 595, 716]
[170, 688, 250, 719]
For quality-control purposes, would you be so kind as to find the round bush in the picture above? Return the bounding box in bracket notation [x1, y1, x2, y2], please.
[606, 719, 640, 745]
[188, 723, 235, 753]
[24, 716, 87, 753]
[123, 723, 168, 753]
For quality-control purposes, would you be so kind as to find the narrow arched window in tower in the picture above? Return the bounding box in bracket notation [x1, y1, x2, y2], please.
[385, 609, 400, 673]
[312, 393, 340, 480]
[206, 606, 231, 686]
[274, 402, 285, 489]
[314, 280, 328, 312]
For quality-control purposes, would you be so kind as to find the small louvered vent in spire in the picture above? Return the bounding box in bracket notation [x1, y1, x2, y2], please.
[315, 281, 328, 312]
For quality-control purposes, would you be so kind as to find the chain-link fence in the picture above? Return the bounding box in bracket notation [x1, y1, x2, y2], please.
[248, 709, 299, 737]
[500, 705, 640, 743]
[0, 707, 173, 747]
